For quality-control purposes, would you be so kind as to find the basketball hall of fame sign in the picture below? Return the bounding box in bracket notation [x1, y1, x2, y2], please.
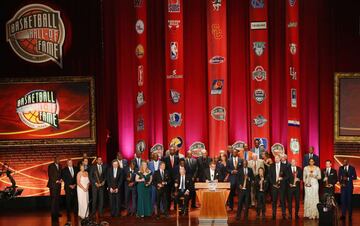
[6, 4, 65, 68]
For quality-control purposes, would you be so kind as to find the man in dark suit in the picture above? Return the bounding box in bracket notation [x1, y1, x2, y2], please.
[90, 156, 107, 217]
[153, 162, 170, 219]
[227, 145, 234, 159]
[124, 161, 137, 216]
[321, 160, 337, 196]
[115, 152, 128, 210]
[269, 155, 289, 219]
[62, 159, 78, 221]
[197, 150, 212, 182]
[184, 151, 198, 208]
[339, 159, 357, 221]
[226, 149, 242, 211]
[303, 146, 319, 167]
[236, 160, 254, 220]
[131, 151, 143, 171]
[47, 156, 62, 221]
[204, 161, 220, 181]
[107, 160, 123, 217]
[287, 159, 302, 219]
[163, 146, 179, 210]
[174, 168, 193, 216]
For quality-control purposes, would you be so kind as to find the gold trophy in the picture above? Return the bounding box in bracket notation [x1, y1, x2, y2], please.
[324, 171, 332, 188]
[274, 171, 282, 189]
[341, 171, 348, 188]
[290, 171, 297, 188]
[240, 174, 248, 190]
[259, 177, 264, 192]
[305, 170, 313, 187]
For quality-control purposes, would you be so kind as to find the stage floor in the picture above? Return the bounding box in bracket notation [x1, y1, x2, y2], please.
[0, 203, 356, 226]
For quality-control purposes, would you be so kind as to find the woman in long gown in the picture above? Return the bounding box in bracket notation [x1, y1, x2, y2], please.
[77, 163, 90, 219]
[303, 158, 321, 219]
[135, 161, 152, 218]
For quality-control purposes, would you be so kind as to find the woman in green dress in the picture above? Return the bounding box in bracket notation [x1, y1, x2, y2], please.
[135, 161, 152, 218]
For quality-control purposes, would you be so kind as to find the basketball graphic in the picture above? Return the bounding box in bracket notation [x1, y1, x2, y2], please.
[6, 4, 65, 68]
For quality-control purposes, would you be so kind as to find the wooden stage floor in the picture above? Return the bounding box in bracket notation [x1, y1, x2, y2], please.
[0, 203, 357, 226]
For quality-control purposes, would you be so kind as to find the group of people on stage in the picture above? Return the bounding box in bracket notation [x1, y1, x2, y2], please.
[47, 139, 357, 223]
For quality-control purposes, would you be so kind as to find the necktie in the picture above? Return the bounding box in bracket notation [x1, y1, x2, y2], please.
[114, 168, 117, 178]
[211, 170, 214, 180]
[137, 159, 140, 168]
[310, 154, 313, 159]
[254, 161, 257, 172]
[234, 158, 238, 169]
[98, 165, 102, 175]
[245, 152, 248, 160]
[171, 156, 174, 168]
[70, 167, 74, 177]
[161, 170, 164, 180]
[181, 176, 185, 192]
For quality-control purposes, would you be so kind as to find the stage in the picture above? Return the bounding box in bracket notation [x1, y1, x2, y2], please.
[0, 203, 356, 226]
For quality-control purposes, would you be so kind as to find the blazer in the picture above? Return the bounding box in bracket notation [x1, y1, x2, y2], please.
[125, 166, 137, 188]
[152, 169, 170, 191]
[131, 158, 144, 171]
[255, 174, 269, 192]
[338, 165, 357, 189]
[226, 157, 243, 184]
[321, 168, 338, 187]
[163, 155, 180, 177]
[268, 163, 289, 187]
[174, 175, 194, 193]
[148, 160, 161, 174]
[287, 166, 302, 188]
[47, 163, 61, 189]
[204, 168, 220, 181]
[61, 166, 78, 190]
[89, 164, 107, 186]
[237, 167, 254, 191]
[184, 157, 198, 179]
[107, 167, 123, 189]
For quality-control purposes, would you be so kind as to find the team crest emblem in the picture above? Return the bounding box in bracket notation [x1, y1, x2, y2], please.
[212, 0, 222, 11]
[209, 56, 225, 64]
[290, 138, 300, 154]
[6, 4, 66, 68]
[211, 106, 226, 121]
[138, 65, 144, 86]
[289, 0, 296, 7]
[252, 66, 267, 81]
[137, 117, 144, 131]
[271, 143, 285, 157]
[168, 20, 180, 30]
[289, 43, 297, 55]
[211, 79, 224, 95]
[135, 19, 144, 34]
[211, 24, 223, 40]
[251, 0, 265, 8]
[170, 42, 178, 60]
[232, 141, 246, 150]
[136, 140, 146, 153]
[253, 115, 267, 127]
[170, 89, 180, 103]
[169, 112, 182, 127]
[291, 89, 297, 107]
[16, 90, 59, 129]
[136, 91, 145, 108]
[168, 0, 180, 12]
[289, 66, 297, 80]
[135, 44, 144, 58]
[253, 42, 265, 56]
[170, 136, 183, 149]
[254, 89, 266, 104]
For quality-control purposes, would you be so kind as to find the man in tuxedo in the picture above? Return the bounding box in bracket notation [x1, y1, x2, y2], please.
[248, 154, 264, 207]
[251, 139, 265, 159]
[153, 162, 170, 219]
[269, 155, 289, 219]
[82, 157, 91, 172]
[163, 145, 180, 210]
[174, 168, 193, 216]
[132, 151, 143, 171]
[115, 152, 128, 210]
[339, 159, 357, 221]
[236, 160, 254, 220]
[287, 159, 302, 219]
[90, 156, 107, 217]
[204, 162, 220, 181]
[124, 161, 137, 216]
[62, 159, 78, 221]
[303, 146, 319, 167]
[149, 152, 161, 213]
[184, 151, 198, 208]
[226, 149, 242, 211]
[280, 154, 290, 210]
[197, 150, 212, 182]
[321, 160, 337, 196]
[107, 160, 123, 217]
[47, 156, 62, 221]
[227, 145, 234, 159]
[239, 144, 253, 161]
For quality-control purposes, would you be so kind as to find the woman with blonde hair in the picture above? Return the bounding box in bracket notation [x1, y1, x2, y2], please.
[135, 161, 152, 218]
[77, 163, 90, 219]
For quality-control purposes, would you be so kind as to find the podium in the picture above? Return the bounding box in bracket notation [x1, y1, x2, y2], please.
[195, 182, 230, 224]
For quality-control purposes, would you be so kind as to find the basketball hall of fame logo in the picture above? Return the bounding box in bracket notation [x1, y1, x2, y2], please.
[16, 90, 60, 129]
[6, 4, 65, 68]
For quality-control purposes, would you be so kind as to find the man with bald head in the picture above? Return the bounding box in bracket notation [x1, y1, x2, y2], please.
[303, 146, 319, 168]
[197, 150, 212, 182]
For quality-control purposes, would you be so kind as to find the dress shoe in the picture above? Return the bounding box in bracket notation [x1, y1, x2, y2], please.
[349, 216, 352, 222]
[282, 215, 286, 220]
[295, 215, 299, 219]
[236, 215, 240, 221]
[340, 216, 345, 220]
[272, 215, 276, 220]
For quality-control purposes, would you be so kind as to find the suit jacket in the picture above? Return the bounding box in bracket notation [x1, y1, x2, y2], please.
[255, 174, 269, 192]
[174, 175, 194, 193]
[47, 163, 62, 189]
[303, 153, 319, 167]
[321, 168, 337, 187]
[226, 157, 243, 184]
[338, 165, 357, 189]
[248, 159, 264, 176]
[131, 158, 143, 171]
[107, 167, 123, 189]
[125, 167, 137, 188]
[238, 150, 253, 161]
[268, 163, 289, 189]
[204, 168, 220, 181]
[251, 147, 265, 159]
[152, 169, 170, 191]
[163, 155, 179, 178]
[90, 164, 107, 187]
[237, 167, 254, 191]
[61, 166, 78, 191]
[287, 166, 302, 188]
[184, 157, 198, 179]
[217, 162, 228, 182]
[148, 160, 161, 174]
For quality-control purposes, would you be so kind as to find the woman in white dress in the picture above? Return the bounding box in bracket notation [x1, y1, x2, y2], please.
[303, 158, 321, 219]
[77, 163, 90, 219]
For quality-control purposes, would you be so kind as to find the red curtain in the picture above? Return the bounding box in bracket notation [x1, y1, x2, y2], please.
[99, 0, 336, 166]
